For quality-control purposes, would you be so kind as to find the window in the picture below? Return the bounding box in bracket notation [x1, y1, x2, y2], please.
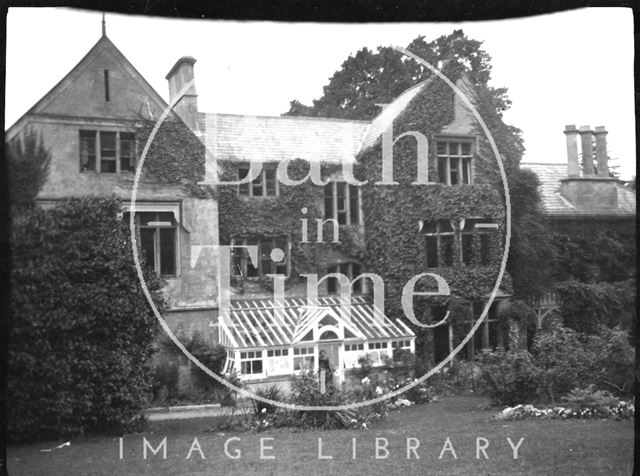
[368, 342, 387, 350]
[436, 140, 473, 185]
[326, 262, 367, 295]
[231, 236, 289, 278]
[237, 167, 278, 197]
[461, 219, 498, 266]
[391, 340, 411, 349]
[424, 220, 455, 267]
[79, 130, 136, 173]
[266, 349, 289, 357]
[345, 343, 364, 351]
[293, 347, 314, 371]
[324, 182, 361, 225]
[240, 351, 263, 375]
[425, 218, 496, 268]
[124, 212, 177, 276]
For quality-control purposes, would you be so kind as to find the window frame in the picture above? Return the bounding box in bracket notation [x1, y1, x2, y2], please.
[323, 181, 362, 226]
[231, 235, 290, 278]
[124, 211, 178, 277]
[326, 262, 367, 295]
[239, 350, 264, 376]
[425, 218, 496, 268]
[237, 167, 279, 198]
[435, 138, 474, 185]
[79, 129, 137, 174]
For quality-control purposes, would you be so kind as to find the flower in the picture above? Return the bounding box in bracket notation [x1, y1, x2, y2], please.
[361, 377, 371, 385]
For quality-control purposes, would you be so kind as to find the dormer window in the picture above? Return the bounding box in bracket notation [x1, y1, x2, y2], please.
[436, 139, 473, 185]
[79, 130, 136, 173]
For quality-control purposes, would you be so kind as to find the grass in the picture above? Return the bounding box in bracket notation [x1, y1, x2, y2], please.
[7, 395, 633, 475]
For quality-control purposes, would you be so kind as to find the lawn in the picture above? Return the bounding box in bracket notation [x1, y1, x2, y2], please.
[7, 395, 633, 475]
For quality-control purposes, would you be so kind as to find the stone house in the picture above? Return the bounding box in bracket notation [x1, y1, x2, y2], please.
[522, 126, 636, 329]
[8, 29, 521, 389]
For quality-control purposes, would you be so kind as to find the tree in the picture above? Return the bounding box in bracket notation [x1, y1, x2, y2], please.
[6, 128, 51, 209]
[284, 30, 512, 121]
[8, 197, 164, 442]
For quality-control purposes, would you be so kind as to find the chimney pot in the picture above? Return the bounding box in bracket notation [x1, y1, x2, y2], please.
[579, 125, 594, 175]
[564, 125, 580, 177]
[594, 126, 609, 177]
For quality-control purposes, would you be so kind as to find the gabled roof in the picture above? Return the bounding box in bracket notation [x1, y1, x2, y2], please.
[521, 162, 636, 217]
[200, 113, 369, 164]
[219, 296, 414, 349]
[6, 34, 169, 141]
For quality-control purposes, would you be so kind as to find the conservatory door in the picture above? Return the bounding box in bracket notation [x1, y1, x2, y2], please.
[318, 342, 343, 385]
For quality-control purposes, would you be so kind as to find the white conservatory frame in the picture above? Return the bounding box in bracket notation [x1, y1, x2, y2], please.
[218, 296, 415, 384]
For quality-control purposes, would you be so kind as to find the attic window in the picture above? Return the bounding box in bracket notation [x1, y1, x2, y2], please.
[104, 70, 110, 102]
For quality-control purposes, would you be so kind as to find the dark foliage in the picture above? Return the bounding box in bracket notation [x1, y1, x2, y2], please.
[8, 197, 164, 442]
[6, 128, 51, 209]
[285, 30, 510, 120]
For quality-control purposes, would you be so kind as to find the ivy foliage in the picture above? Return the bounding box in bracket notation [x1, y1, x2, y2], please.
[136, 119, 208, 198]
[356, 68, 509, 327]
[216, 160, 364, 290]
[8, 197, 164, 442]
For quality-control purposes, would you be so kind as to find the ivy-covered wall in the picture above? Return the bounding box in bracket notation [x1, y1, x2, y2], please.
[354, 70, 512, 362]
[216, 160, 365, 298]
[215, 70, 516, 364]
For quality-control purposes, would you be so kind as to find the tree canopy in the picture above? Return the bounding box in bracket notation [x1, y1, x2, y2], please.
[285, 30, 512, 121]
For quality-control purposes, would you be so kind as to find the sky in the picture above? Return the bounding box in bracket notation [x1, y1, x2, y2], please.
[5, 7, 636, 179]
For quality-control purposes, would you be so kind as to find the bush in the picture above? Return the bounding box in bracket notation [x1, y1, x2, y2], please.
[8, 197, 164, 442]
[562, 385, 621, 415]
[251, 385, 283, 416]
[477, 349, 539, 406]
[532, 324, 596, 402]
[589, 326, 635, 397]
[184, 333, 227, 392]
[150, 360, 180, 405]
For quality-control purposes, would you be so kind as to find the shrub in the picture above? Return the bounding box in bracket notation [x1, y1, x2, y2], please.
[562, 385, 621, 415]
[251, 385, 283, 416]
[184, 332, 227, 392]
[589, 326, 635, 397]
[8, 197, 164, 442]
[477, 349, 539, 406]
[150, 360, 180, 405]
[532, 324, 596, 402]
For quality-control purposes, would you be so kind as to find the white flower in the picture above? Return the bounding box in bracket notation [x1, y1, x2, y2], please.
[375, 386, 383, 395]
[361, 377, 371, 385]
[261, 408, 267, 414]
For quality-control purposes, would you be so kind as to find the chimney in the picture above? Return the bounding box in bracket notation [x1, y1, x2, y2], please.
[564, 125, 580, 177]
[594, 126, 609, 177]
[560, 124, 618, 211]
[579, 125, 594, 175]
[166, 57, 199, 132]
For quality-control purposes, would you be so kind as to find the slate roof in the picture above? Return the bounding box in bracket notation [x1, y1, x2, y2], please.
[521, 162, 636, 217]
[200, 113, 369, 164]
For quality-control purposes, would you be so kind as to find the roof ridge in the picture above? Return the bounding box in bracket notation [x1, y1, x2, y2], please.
[200, 111, 371, 124]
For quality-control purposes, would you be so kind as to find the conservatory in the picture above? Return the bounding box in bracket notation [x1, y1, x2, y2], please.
[218, 296, 415, 387]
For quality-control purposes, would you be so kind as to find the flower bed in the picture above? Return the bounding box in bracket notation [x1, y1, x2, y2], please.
[495, 402, 634, 421]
